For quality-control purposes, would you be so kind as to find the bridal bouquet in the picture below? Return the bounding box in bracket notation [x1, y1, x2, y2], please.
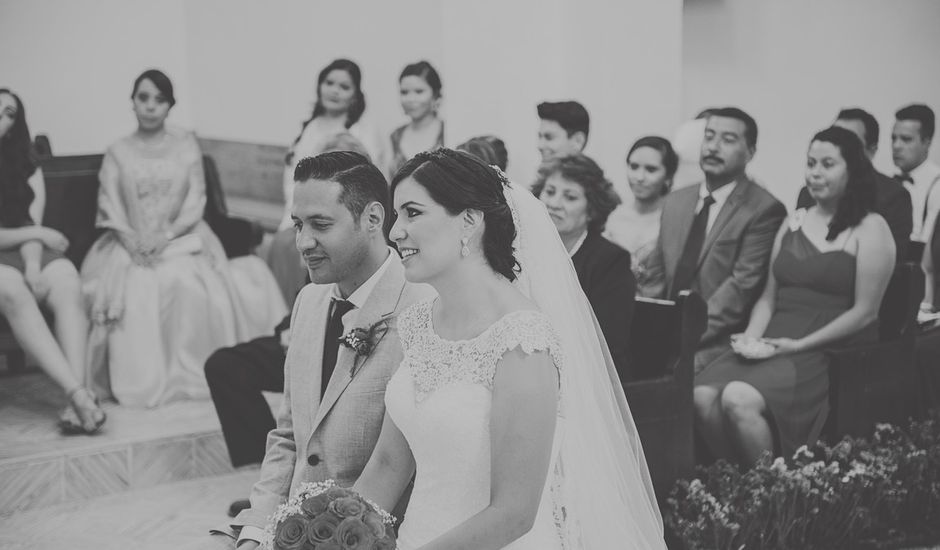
[260, 479, 397, 550]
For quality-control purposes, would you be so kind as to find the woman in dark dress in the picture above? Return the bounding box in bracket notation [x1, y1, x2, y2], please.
[694, 126, 894, 464]
[533, 153, 636, 379]
[0, 89, 105, 434]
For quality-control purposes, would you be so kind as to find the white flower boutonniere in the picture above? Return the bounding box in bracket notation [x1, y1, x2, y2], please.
[339, 319, 388, 376]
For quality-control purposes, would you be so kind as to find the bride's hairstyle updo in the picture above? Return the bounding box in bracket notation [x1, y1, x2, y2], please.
[391, 148, 520, 281]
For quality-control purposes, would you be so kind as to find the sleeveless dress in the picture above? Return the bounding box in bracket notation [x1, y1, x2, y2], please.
[386, 300, 567, 550]
[387, 121, 445, 178]
[696, 225, 878, 456]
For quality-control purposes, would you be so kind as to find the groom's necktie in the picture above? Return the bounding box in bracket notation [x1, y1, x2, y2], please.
[672, 193, 715, 299]
[321, 298, 355, 399]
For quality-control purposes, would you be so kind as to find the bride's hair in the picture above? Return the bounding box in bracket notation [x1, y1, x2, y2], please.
[391, 148, 520, 281]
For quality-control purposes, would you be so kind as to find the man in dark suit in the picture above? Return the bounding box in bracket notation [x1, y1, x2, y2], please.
[796, 108, 912, 261]
[648, 107, 786, 371]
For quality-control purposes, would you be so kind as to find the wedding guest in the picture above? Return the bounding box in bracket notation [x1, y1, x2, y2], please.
[605, 136, 678, 297]
[671, 108, 715, 190]
[215, 152, 433, 549]
[0, 89, 105, 434]
[695, 126, 894, 464]
[916, 211, 940, 411]
[387, 61, 445, 177]
[892, 104, 939, 263]
[534, 153, 635, 378]
[80, 69, 285, 408]
[537, 100, 589, 163]
[266, 132, 373, 305]
[279, 59, 384, 230]
[647, 107, 786, 371]
[456, 135, 508, 171]
[797, 108, 912, 261]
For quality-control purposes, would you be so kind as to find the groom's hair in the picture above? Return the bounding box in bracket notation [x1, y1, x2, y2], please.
[294, 151, 390, 231]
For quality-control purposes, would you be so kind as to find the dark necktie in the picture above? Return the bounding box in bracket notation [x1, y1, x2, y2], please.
[321, 298, 355, 399]
[672, 194, 715, 298]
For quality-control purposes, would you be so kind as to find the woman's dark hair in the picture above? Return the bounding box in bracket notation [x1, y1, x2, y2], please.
[131, 69, 176, 107]
[0, 89, 38, 227]
[399, 61, 442, 98]
[809, 126, 876, 241]
[390, 148, 519, 281]
[532, 153, 621, 234]
[627, 136, 679, 187]
[288, 59, 366, 161]
[455, 135, 509, 171]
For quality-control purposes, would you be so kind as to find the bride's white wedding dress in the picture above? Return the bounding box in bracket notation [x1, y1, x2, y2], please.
[387, 300, 567, 549]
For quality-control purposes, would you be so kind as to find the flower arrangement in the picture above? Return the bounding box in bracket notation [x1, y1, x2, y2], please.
[260, 480, 396, 550]
[666, 411, 940, 550]
[339, 320, 386, 359]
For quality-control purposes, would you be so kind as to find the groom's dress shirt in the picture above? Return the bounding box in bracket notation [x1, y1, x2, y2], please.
[237, 251, 394, 546]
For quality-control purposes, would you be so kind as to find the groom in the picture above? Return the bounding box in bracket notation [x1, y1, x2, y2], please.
[213, 151, 432, 548]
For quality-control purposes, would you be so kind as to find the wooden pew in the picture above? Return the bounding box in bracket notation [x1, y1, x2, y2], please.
[623, 291, 707, 505]
[825, 262, 924, 439]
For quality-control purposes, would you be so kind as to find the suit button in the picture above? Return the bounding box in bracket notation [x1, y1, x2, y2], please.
[307, 454, 320, 466]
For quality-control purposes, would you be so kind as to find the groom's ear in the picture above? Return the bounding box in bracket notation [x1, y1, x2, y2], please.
[360, 201, 385, 233]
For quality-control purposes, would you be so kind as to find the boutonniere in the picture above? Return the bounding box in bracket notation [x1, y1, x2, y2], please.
[338, 319, 387, 363]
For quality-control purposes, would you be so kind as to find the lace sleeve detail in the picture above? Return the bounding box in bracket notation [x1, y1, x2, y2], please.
[397, 299, 433, 354]
[486, 310, 564, 382]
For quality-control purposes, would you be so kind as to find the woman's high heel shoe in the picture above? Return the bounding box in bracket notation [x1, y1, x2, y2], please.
[59, 387, 107, 435]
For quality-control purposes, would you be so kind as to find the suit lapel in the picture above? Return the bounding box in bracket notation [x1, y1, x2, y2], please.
[697, 179, 750, 265]
[310, 256, 406, 435]
[667, 187, 700, 278]
[297, 289, 331, 430]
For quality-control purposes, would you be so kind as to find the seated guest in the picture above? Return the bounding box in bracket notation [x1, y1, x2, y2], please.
[695, 126, 895, 464]
[605, 136, 679, 297]
[387, 61, 445, 177]
[266, 132, 373, 305]
[797, 108, 912, 261]
[80, 69, 285, 408]
[647, 107, 786, 371]
[892, 103, 940, 263]
[455, 135, 508, 171]
[536, 100, 589, 162]
[0, 89, 105, 434]
[279, 59, 384, 231]
[533, 153, 635, 377]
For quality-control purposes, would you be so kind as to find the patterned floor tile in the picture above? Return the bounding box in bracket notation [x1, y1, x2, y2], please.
[131, 438, 194, 489]
[192, 433, 235, 478]
[64, 449, 130, 501]
[0, 458, 63, 515]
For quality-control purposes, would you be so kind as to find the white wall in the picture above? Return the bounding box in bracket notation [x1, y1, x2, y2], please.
[682, 0, 940, 205]
[0, 0, 683, 189]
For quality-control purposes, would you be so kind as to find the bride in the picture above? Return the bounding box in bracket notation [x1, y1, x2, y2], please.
[353, 149, 665, 549]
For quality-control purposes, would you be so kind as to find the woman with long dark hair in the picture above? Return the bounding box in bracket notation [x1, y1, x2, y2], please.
[0, 89, 105, 433]
[694, 125, 895, 464]
[387, 61, 444, 177]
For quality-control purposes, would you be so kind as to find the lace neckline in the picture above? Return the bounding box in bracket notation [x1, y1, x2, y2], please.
[426, 298, 541, 345]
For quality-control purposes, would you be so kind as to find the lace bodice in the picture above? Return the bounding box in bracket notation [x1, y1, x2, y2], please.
[398, 299, 564, 402]
[386, 299, 567, 549]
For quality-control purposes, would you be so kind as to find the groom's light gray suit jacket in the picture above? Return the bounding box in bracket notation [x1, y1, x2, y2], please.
[231, 254, 432, 532]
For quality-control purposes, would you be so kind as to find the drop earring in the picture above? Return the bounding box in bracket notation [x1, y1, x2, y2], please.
[460, 237, 470, 258]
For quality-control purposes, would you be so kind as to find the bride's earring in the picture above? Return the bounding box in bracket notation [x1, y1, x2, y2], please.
[460, 237, 470, 258]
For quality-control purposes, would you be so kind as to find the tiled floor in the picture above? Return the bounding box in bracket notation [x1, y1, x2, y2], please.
[0, 469, 257, 549]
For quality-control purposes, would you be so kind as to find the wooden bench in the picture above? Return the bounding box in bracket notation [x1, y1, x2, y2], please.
[623, 291, 707, 505]
[825, 262, 925, 439]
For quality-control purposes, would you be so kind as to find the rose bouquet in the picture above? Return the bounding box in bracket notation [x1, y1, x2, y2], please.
[260, 479, 396, 550]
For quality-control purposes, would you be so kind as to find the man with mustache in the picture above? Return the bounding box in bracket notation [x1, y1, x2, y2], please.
[648, 107, 786, 372]
[210, 151, 432, 549]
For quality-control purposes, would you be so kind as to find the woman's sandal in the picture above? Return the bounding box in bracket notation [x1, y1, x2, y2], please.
[59, 387, 107, 435]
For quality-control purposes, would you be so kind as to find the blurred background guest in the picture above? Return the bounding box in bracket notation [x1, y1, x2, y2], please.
[670, 108, 714, 190]
[0, 89, 105, 434]
[387, 61, 444, 177]
[279, 59, 384, 230]
[456, 135, 508, 171]
[605, 136, 678, 298]
[892, 103, 939, 263]
[536, 100, 589, 163]
[695, 126, 894, 464]
[533, 153, 635, 378]
[80, 69, 285, 408]
[797, 108, 912, 262]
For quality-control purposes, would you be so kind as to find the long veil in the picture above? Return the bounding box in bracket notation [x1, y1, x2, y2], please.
[501, 176, 665, 549]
